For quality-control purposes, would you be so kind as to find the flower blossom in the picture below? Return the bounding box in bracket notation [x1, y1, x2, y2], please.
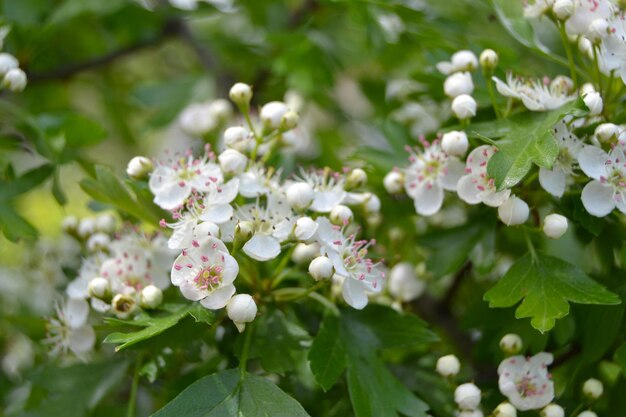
[45, 298, 95, 360]
[498, 352, 555, 411]
[492, 73, 576, 112]
[578, 145, 626, 216]
[457, 145, 511, 207]
[539, 120, 583, 197]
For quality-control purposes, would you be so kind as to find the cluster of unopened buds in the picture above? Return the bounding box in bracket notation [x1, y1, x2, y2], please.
[0, 26, 27, 92]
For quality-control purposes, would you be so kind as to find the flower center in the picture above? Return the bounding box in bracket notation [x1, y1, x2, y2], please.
[194, 266, 223, 290]
[601, 167, 626, 191]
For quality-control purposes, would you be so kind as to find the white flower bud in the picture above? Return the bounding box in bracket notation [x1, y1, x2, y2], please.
[455, 382, 482, 410]
[346, 168, 368, 189]
[494, 402, 517, 417]
[261, 101, 289, 130]
[588, 18, 609, 42]
[444, 72, 474, 98]
[553, 0, 574, 20]
[223, 126, 253, 152]
[452, 50, 478, 72]
[87, 233, 111, 252]
[582, 378, 603, 400]
[126, 156, 153, 179]
[479, 49, 498, 72]
[578, 37, 593, 58]
[580, 82, 596, 97]
[294, 216, 318, 243]
[594, 123, 620, 142]
[218, 149, 248, 175]
[498, 196, 529, 226]
[364, 193, 381, 213]
[208, 99, 232, 121]
[112, 293, 137, 319]
[88, 277, 111, 300]
[233, 221, 254, 249]
[229, 83, 253, 108]
[330, 204, 353, 225]
[179, 103, 219, 137]
[384, 171, 404, 194]
[286, 182, 314, 211]
[3, 68, 26, 92]
[583, 91, 603, 115]
[541, 404, 564, 417]
[451, 94, 477, 120]
[140, 285, 163, 309]
[95, 214, 116, 234]
[309, 256, 334, 281]
[292, 242, 320, 264]
[435, 354, 460, 377]
[62, 216, 79, 233]
[441, 130, 469, 156]
[77, 218, 96, 238]
[227, 294, 257, 333]
[543, 214, 568, 239]
[194, 221, 220, 239]
[0, 53, 18, 76]
[389, 262, 425, 302]
[458, 411, 483, 417]
[499, 333, 523, 355]
[577, 411, 597, 417]
[280, 110, 299, 130]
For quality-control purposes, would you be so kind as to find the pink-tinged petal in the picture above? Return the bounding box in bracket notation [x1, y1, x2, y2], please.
[457, 175, 481, 205]
[200, 284, 236, 310]
[581, 180, 615, 217]
[153, 180, 191, 210]
[200, 204, 233, 224]
[441, 158, 465, 191]
[465, 145, 495, 172]
[341, 278, 369, 310]
[413, 182, 444, 216]
[211, 178, 240, 205]
[243, 234, 281, 261]
[578, 145, 608, 180]
[171, 254, 194, 286]
[538, 167, 566, 198]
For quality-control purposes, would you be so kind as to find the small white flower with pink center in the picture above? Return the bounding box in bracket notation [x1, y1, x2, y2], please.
[316, 217, 384, 309]
[539, 119, 583, 197]
[492, 74, 576, 112]
[149, 149, 223, 210]
[296, 168, 347, 213]
[100, 247, 170, 295]
[199, 178, 239, 224]
[599, 9, 626, 84]
[171, 236, 238, 310]
[565, 0, 614, 37]
[578, 145, 626, 217]
[498, 352, 555, 411]
[45, 298, 95, 360]
[457, 145, 511, 207]
[403, 137, 465, 216]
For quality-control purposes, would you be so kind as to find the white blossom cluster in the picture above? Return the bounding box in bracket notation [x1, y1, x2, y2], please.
[0, 26, 27, 92]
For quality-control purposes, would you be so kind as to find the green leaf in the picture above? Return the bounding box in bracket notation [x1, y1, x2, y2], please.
[62, 114, 108, 147]
[615, 343, 626, 377]
[0, 164, 53, 201]
[486, 99, 586, 190]
[151, 369, 310, 417]
[484, 253, 620, 332]
[578, 302, 625, 363]
[0, 205, 38, 241]
[308, 313, 347, 391]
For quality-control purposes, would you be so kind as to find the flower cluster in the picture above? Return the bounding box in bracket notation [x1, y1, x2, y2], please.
[0, 26, 26, 92]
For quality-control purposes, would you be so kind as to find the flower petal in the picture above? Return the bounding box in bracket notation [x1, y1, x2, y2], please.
[200, 203, 233, 224]
[441, 158, 465, 191]
[200, 284, 236, 309]
[69, 325, 96, 355]
[243, 234, 281, 261]
[581, 180, 615, 217]
[538, 167, 566, 198]
[578, 145, 608, 180]
[342, 278, 369, 310]
[153, 181, 191, 210]
[66, 298, 90, 329]
[456, 175, 481, 205]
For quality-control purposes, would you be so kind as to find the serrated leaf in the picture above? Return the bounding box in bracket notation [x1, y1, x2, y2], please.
[0, 164, 53, 201]
[308, 313, 347, 391]
[484, 253, 620, 332]
[151, 369, 310, 417]
[486, 99, 585, 190]
[0, 205, 38, 241]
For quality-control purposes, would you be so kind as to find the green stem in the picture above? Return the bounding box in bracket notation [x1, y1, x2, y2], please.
[592, 45, 603, 93]
[566, 404, 585, 417]
[308, 292, 340, 315]
[524, 230, 538, 262]
[485, 74, 502, 118]
[276, 281, 327, 302]
[239, 321, 255, 379]
[558, 22, 578, 88]
[127, 353, 143, 417]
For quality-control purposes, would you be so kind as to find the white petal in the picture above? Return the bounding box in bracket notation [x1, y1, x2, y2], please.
[168, 219, 196, 250]
[148, 166, 174, 193]
[153, 181, 191, 210]
[481, 188, 511, 207]
[342, 279, 369, 310]
[221, 253, 239, 285]
[492, 76, 519, 98]
[66, 298, 90, 329]
[457, 175, 481, 205]
[413, 182, 444, 216]
[538, 167, 566, 198]
[66, 277, 90, 299]
[243, 234, 281, 261]
[211, 178, 240, 204]
[578, 145, 608, 180]
[69, 325, 96, 355]
[200, 204, 233, 224]
[581, 180, 615, 217]
[440, 158, 465, 191]
[179, 280, 207, 301]
[310, 190, 346, 213]
[200, 284, 236, 309]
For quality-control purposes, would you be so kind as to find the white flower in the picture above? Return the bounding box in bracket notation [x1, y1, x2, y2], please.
[577, 412, 597, 417]
[260, 101, 289, 130]
[197, 178, 239, 225]
[87, 233, 110, 252]
[179, 100, 231, 137]
[582, 378, 603, 400]
[3, 68, 27, 92]
[403, 140, 465, 216]
[226, 294, 257, 332]
[523, 0, 555, 18]
[140, 285, 163, 309]
[500, 333, 523, 354]
[435, 354, 460, 377]
[541, 404, 564, 417]
[444, 72, 474, 98]
[88, 277, 111, 300]
[457, 145, 511, 207]
[498, 353, 554, 411]
[77, 217, 96, 238]
[458, 411, 484, 417]
[578, 146, 626, 216]
[294, 216, 318, 243]
[565, 0, 613, 36]
[223, 126, 253, 152]
[45, 298, 95, 359]
[388, 262, 425, 302]
[498, 195, 530, 226]
[479, 49, 499, 71]
[218, 149, 247, 175]
[292, 242, 321, 264]
[229, 83, 253, 107]
[95, 213, 116, 234]
[330, 204, 354, 225]
[599, 12, 626, 84]
[316, 218, 385, 309]
[0, 53, 18, 76]
[346, 168, 368, 189]
[451, 94, 477, 119]
[543, 214, 568, 239]
[436, 50, 478, 74]
[494, 402, 517, 417]
[583, 91, 603, 115]
[539, 120, 583, 197]
[308, 255, 335, 281]
[455, 382, 481, 410]
[149, 154, 223, 210]
[237, 164, 280, 197]
[286, 182, 315, 211]
[442, 130, 469, 157]
[111, 293, 137, 318]
[297, 169, 347, 213]
[493, 73, 576, 111]
[553, 0, 574, 20]
[100, 246, 170, 294]
[171, 236, 238, 309]
[383, 170, 405, 194]
[595, 123, 620, 142]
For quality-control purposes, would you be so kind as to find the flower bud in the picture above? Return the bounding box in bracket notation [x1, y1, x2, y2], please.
[208, 99, 232, 122]
[227, 294, 257, 332]
[498, 195, 529, 226]
[0, 53, 18, 76]
[384, 171, 404, 194]
[140, 285, 163, 309]
[541, 404, 564, 417]
[583, 91, 603, 115]
[261, 101, 289, 130]
[294, 216, 318, 243]
[112, 293, 137, 318]
[367, 212, 382, 228]
[88, 277, 111, 300]
[233, 221, 254, 249]
[479, 49, 498, 72]
[229, 83, 253, 108]
[389, 262, 425, 302]
[499, 333, 523, 355]
[223, 126, 253, 152]
[553, 0, 574, 20]
[458, 411, 483, 417]
[441, 130, 469, 156]
[3, 68, 26, 92]
[179, 103, 219, 137]
[126, 156, 153, 179]
[194, 221, 220, 239]
[96, 214, 116, 234]
[292, 242, 320, 264]
[452, 50, 478, 72]
[494, 402, 517, 417]
[543, 214, 568, 239]
[309, 256, 334, 281]
[444, 72, 474, 98]
[582, 378, 603, 400]
[577, 412, 597, 417]
[346, 168, 368, 189]
[218, 149, 248, 175]
[62, 216, 79, 234]
[286, 182, 314, 211]
[451, 94, 477, 120]
[435, 354, 460, 377]
[280, 110, 299, 131]
[364, 193, 381, 213]
[77, 218, 96, 238]
[578, 37, 593, 58]
[594, 123, 620, 142]
[87, 233, 111, 252]
[588, 18, 609, 42]
[455, 382, 481, 410]
[330, 204, 353, 225]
